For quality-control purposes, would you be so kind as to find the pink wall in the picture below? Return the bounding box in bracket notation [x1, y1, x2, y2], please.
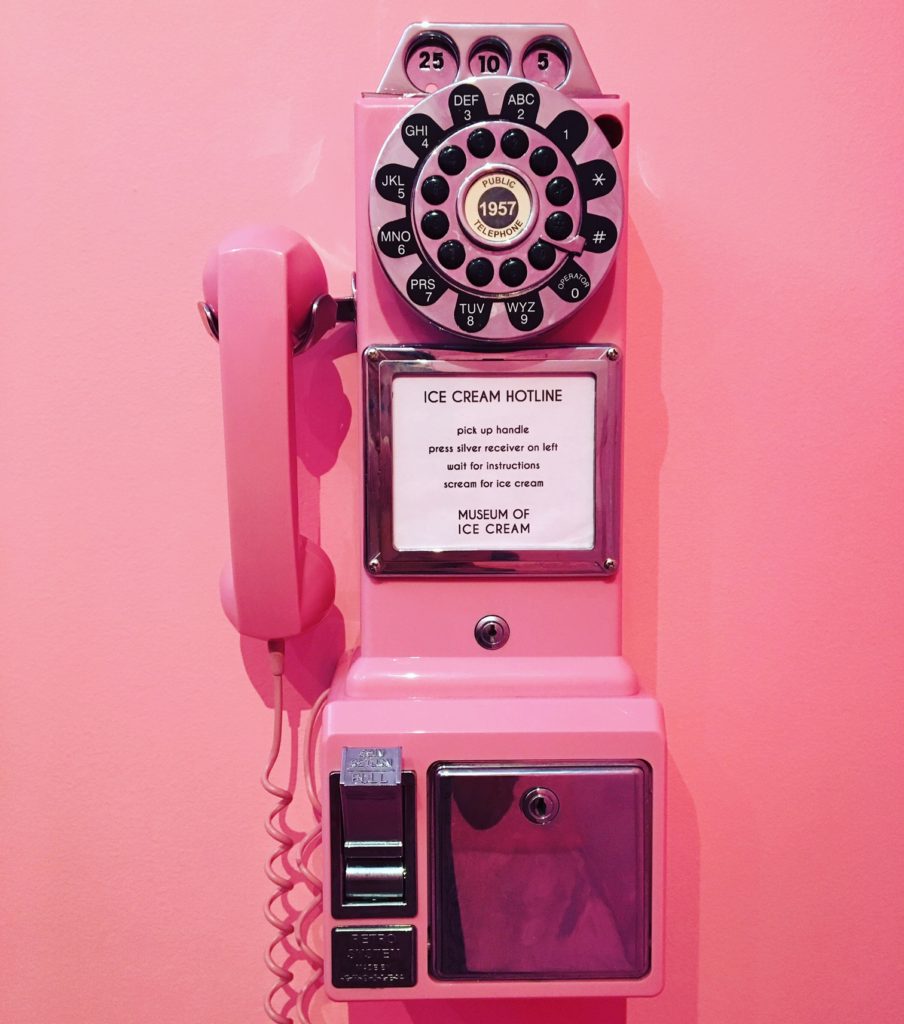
[2, 2, 903, 1022]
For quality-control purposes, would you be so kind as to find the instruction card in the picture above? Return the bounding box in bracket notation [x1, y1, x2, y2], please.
[392, 374, 596, 551]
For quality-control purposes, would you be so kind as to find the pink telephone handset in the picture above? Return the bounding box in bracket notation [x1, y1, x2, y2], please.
[202, 226, 334, 640]
[202, 23, 666, 1022]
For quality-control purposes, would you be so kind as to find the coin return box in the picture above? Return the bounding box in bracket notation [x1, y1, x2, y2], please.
[430, 761, 652, 980]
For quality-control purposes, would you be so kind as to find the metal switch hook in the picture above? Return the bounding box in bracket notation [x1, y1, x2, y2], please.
[198, 278, 357, 353]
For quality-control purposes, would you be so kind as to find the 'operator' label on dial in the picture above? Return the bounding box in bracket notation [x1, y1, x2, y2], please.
[461, 170, 533, 247]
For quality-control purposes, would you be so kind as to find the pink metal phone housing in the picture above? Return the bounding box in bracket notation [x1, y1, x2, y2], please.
[202, 22, 665, 1004]
[319, 23, 664, 1002]
[321, 678, 665, 1000]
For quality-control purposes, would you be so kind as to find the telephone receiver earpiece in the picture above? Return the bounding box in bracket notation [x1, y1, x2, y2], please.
[202, 226, 336, 640]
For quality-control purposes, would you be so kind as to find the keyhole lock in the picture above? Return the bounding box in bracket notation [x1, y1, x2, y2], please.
[474, 614, 510, 650]
[521, 787, 560, 825]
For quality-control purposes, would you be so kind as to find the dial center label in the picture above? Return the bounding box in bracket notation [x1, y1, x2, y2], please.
[461, 170, 533, 247]
[392, 374, 596, 551]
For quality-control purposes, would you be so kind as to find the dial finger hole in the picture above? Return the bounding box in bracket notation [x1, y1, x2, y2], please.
[467, 128, 495, 158]
[421, 210, 449, 240]
[528, 240, 557, 270]
[501, 128, 529, 158]
[545, 176, 574, 206]
[529, 146, 558, 176]
[438, 145, 467, 175]
[420, 175, 450, 204]
[437, 239, 466, 269]
[466, 258, 494, 287]
[499, 258, 528, 288]
[544, 211, 573, 240]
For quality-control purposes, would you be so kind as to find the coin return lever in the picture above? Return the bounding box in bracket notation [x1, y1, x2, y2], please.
[330, 747, 417, 918]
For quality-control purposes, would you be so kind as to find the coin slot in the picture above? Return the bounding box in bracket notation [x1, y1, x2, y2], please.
[521, 37, 570, 89]
[405, 32, 459, 93]
[468, 37, 511, 77]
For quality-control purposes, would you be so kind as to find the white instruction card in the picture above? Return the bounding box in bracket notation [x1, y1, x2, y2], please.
[391, 374, 596, 551]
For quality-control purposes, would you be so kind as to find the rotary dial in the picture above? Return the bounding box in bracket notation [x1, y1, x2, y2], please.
[370, 76, 623, 341]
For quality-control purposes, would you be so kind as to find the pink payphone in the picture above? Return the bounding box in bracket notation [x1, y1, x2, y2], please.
[200, 22, 665, 1019]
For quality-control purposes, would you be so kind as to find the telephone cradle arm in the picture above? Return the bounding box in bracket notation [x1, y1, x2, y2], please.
[201, 226, 350, 640]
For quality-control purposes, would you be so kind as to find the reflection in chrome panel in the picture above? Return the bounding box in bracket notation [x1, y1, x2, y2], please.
[430, 762, 651, 980]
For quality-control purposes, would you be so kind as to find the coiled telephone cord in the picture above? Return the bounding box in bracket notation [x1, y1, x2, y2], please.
[295, 686, 329, 1024]
[262, 640, 328, 1024]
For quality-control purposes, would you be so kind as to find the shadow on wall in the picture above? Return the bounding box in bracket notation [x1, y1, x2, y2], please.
[660, 758, 700, 1021]
[623, 217, 667, 700]
[622, 218, 702, 1019]
[351, 997, 628, 1024]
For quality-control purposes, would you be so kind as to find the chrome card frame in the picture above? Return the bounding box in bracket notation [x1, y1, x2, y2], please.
[364, 345, 622, 576]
